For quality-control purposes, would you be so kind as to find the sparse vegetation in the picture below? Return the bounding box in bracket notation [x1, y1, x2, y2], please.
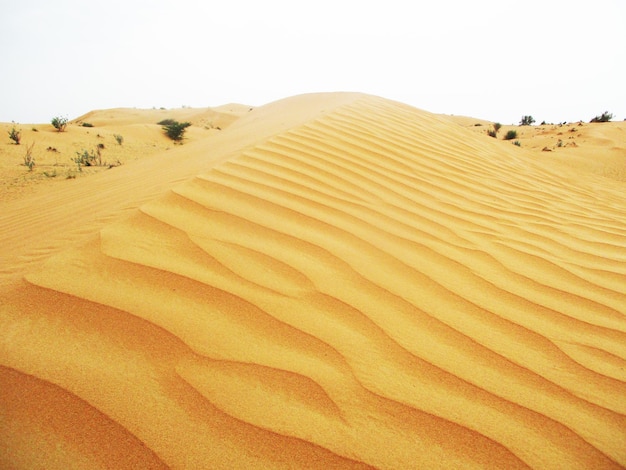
[82, 122, 94, 128]
[161, 120, 191, 142]
[520, 115, 535, 126]
[23, 142, 35, 171]
[8, 124, 21, 144]
[51, 115, 68, 132]
[590, 111, 613, 123]
[114, 134, 124, 145]
[504, 130, 518, 140]
[72, 146, 121, 171]
[513, 140, 521, 147]
[487, 122, 502, 138]
[157, 118, 177, 126]
[73, 148, 99, 170]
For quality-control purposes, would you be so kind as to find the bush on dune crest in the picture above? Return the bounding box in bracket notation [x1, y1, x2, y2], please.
[590, 111, 613, 123]
[519, 115, 535, 126]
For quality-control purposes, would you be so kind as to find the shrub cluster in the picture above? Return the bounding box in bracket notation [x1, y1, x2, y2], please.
[160, 119, 191, 141]
[487, 122, 502, 138]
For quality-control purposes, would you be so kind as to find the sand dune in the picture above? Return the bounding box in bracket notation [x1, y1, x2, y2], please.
[1, 93, 625, 469]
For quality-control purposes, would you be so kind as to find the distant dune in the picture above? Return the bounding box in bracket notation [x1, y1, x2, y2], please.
[1, 93, 625, 469]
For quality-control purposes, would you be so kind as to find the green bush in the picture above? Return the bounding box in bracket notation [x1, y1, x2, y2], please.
[8, 124, 21, 144]
[51, 115, 68, 132]
[114, 134, 124, 145]
[162, 120, 191, 141]
[504, 130, 518, 140]
[157, 118, 177, 126]
[82, 122, 94, 127]
[590, 111, 613, 123]
[519, 115, 535, 126]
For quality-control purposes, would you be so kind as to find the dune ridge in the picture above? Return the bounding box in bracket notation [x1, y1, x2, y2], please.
[1, 93, 625, 468]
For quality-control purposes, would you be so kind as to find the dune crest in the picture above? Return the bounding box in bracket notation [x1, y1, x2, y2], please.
[1, 93, 625, 468]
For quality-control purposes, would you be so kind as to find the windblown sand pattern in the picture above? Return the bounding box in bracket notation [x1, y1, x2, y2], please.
[1, 94, 625, 469]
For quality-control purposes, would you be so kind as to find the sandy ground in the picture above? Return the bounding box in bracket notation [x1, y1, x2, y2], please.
[1, 93, 625, 469]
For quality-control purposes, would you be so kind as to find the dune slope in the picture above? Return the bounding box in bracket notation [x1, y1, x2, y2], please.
[1, 93, 625, 469]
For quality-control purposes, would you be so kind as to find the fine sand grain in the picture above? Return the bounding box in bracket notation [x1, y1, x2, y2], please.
[1, 93, 625, 469]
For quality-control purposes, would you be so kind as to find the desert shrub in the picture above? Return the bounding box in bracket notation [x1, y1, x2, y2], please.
[520, 115, 535, 126]
[162, 120, 191, 141]
[157, 118, 177, 126]
[23, 142, 35, 170]
[504, 130, 518, 140]
[51, 115, 68, 132]
[74, 149, 96, 169]
[114, 134, 124, 145]
[487, 122, 502, 138]
[513, 140, 521, 147]
[73, 147, 103, 169]
[8, 124, 21, 144]
[590, 111, 613, 123]
[82, 122, 94, 127]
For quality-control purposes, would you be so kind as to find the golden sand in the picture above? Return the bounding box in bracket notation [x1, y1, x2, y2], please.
[1, 93, 625, 468]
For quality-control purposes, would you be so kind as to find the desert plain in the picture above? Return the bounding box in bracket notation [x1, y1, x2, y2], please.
[0, 92, 625, 469]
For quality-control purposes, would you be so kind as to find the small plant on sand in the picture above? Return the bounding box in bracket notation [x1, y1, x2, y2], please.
[590, 111, 613, 123]
[513, 140, 521, 147]
[23, 142, 35, 171]
[82, 122, 94, 128]
[519, 115, 535, 126]
[8, 123, 21, 144]
[114, 134, 124, 145]
[504, 130, 518, 140]
[487, 122, 502, 138]
[73, 147, 102, 170]
[162, 120, 191, 142]
[157, 118, 177, 126]
[51, 115, 68, 132]
[72, 145, 120, 171]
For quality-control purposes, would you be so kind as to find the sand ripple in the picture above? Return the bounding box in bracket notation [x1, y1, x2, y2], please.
[1, 94, 625, 468]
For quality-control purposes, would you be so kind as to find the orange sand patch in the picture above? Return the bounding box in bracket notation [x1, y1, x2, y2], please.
[1, 93, 625, 468]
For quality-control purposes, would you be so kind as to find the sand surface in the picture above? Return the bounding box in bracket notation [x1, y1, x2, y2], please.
[1, 93, 625, 469]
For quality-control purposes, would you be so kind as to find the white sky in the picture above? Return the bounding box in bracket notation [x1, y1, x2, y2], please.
[1, 0, 625, 124]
